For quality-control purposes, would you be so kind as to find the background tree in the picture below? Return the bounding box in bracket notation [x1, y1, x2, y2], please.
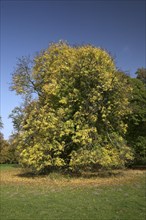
[0, 134, 10, 163]
[135, 67, 146, 86]
[0, 116, 3, 129]
[0, 116, 18, 163]
[10, 42, 133, 173]
[125, 76, 146, 165]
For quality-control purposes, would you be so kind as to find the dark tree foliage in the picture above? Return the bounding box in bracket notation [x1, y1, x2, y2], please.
[126, 77, 146, 165]
[135, 68, 146, 86]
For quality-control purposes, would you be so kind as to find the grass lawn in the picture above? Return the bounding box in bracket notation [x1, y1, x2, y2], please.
[0, 164, 145, 220]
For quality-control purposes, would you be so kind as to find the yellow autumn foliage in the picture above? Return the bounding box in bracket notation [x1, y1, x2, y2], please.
[12, 41, 133, 173]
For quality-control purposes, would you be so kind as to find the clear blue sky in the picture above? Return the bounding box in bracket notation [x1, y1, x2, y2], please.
[0, 0, 145, 139]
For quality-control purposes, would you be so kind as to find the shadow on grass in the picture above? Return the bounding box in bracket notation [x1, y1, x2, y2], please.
[15, 167, 124, 179]
[81, 170, 124, 178]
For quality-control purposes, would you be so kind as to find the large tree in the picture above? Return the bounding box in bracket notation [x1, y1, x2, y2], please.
[11, 42, 133, 173]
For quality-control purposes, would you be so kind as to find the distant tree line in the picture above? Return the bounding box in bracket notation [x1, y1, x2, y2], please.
[0, 116, 18, 163]
[0, 42, 145, 173]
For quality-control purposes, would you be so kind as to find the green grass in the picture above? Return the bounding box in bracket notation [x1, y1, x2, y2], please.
[0, 165, 145, 220]
[0, 164, 20, 171]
